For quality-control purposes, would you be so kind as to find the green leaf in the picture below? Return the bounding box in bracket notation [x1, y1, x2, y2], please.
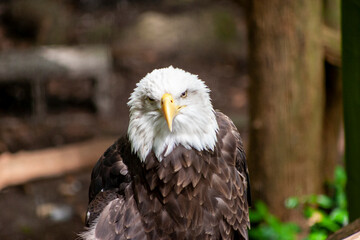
[306, 231, 327, 240]
[306, 195, 318, 205]
[249, 210, 263, 223]
[318, 215, 340, 232]
[255, 201, 269, 218]
[249, 201, 272, 223]
[334, 166, 346, 188]
[285, 197, 300, 209]
[330, 208, 349, 226]
[316, 195, 333, 209]
[304, 206, 317, 218]
[338, 192, 347, 209]
[249, 201, 300, 240]
[266, 214, 280, 226]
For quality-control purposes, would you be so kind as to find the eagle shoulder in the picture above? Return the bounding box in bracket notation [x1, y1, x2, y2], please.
[86, 137, 133, 226]
[215, 111, 251, 234]
[216, 111, 251, 205]
[83, 137, 148, 240]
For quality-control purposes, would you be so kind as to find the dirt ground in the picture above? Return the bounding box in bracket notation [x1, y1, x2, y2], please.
[0, 171, 90, 240]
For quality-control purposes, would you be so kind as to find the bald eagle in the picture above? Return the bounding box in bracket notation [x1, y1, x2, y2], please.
[81, 66, 251, 240]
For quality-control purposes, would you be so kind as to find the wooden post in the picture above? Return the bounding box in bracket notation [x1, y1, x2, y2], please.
[342, 0, 360, 222]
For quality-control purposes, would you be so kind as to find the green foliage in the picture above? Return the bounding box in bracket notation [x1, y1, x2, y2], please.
[249, 166, 348, 240]
[299, 166, 348, 239]
[249, 201, 300, 240]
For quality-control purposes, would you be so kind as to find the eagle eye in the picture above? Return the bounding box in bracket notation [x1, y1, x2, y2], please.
[147, 96, 155, 102]
[181, 90, 188, 98]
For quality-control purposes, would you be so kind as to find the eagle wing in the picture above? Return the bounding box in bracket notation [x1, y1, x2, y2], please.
[222, 112, 251, 207]
[216, 111, 251, 239]
[84, 138, 147, 240]
[86, 137, 130, 225]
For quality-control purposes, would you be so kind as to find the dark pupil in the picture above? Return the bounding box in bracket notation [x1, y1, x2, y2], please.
[148, 97, 154, 101]
[182, 91, 186, 97]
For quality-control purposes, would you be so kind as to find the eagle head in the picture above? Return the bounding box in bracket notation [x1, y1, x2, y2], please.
[127, 66, 219, 162]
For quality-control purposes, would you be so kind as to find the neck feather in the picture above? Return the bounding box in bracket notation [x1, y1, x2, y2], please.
[128, 109, 218, 162]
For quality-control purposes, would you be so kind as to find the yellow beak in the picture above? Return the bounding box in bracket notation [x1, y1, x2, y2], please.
[161, 93, 178, 132]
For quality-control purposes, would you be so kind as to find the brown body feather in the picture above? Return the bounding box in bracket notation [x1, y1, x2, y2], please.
[85, 112, 250, 240]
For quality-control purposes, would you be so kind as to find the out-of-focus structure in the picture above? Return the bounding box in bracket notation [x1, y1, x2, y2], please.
[0, 1, 248, 239]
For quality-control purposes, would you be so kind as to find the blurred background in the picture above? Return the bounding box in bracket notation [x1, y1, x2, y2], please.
[0, 0, 351, 239]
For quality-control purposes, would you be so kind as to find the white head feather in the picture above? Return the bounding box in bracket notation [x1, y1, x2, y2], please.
[127, 66, 218, 162]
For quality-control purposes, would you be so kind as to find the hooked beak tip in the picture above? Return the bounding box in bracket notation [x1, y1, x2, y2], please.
[161, 93, 177, 132]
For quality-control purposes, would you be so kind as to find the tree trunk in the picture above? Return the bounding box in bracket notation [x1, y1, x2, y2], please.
[342, 0, 360, 222]
[246, 0, 324, 221]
